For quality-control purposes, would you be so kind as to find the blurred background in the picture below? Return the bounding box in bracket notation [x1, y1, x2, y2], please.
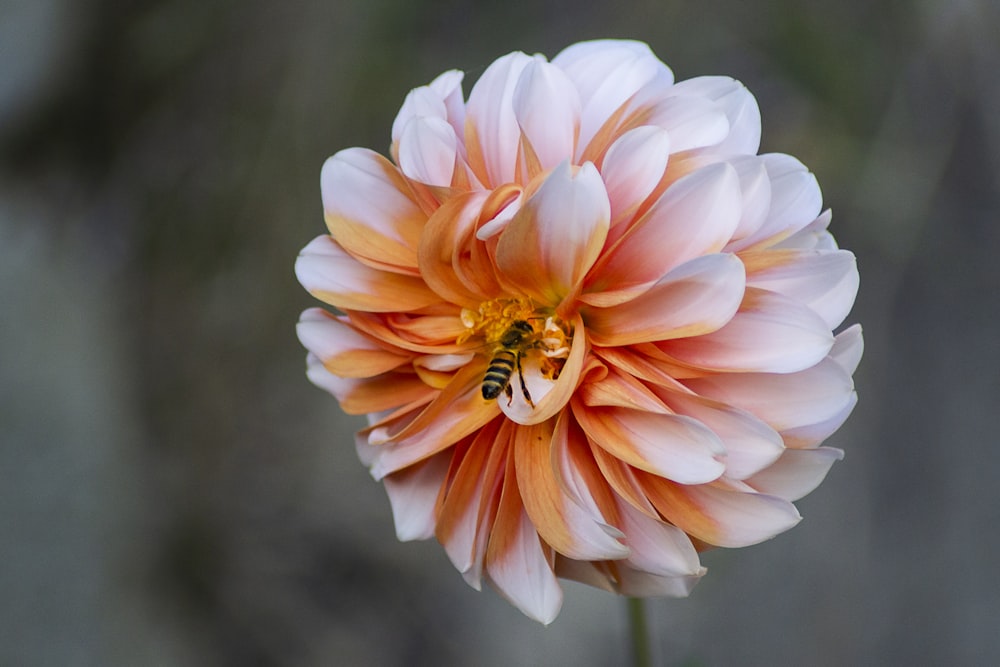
[2, 0, 999, 664]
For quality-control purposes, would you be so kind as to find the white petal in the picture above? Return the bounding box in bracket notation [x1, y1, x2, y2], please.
[747, 447, 844, 501]
[745, 249, 860, 329]
[465, 51, 533, 186]
[600, 125, 671, 227]
[830, 324, 864, 376]
[398, 115, 458, 186]
[383, 453, 450, 541]
[670, 76, 761, 155]
[512, 56, 581, 170]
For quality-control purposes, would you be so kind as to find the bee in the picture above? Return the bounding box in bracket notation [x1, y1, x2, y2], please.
[482, 319, 538, 407]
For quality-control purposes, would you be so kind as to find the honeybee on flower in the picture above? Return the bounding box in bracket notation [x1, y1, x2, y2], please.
[296, 39, 861, 624]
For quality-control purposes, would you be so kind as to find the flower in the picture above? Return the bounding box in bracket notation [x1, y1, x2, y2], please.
[296, 39, 862, 624]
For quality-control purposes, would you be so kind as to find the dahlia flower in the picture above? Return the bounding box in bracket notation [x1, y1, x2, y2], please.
[296, 39, 861, 624]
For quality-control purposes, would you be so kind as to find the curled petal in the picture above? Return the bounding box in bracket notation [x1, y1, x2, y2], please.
[600, 125, 671, 229]
[368, 362, 498, 479]
[495, 161, 610, 307]
[670, 76, 761, 155]
[684, 356, 855, 434]
[831, 323, 864, 376]
[296, 236, 441, 312]
[589, 162, 742, 295]
[429, 69, 467, 141]
[774, 209, 837, 251]
[321, 148, 425, 269]
[747, 447, 844, 501]
[585, 253, 745, 345]
[305, 354, 433, 415]
[641, 474, 802, 548]
[398, 115, 458, 187]
[743, 248, 860, 329]
[297, 308, 411, 377]
[392, 84, 448, 145]
[417, 191, 493, 308]
[383, 451, 451, 541]
[734, 153, 822, 250]
[464, 51, 533, 187]
[487, 451, 563, 625]
[660, 287, 834, 374]
[498, 313, 588, 425]
[512, 56, 581, 172]
[552, 39, 670, 157]
[574, 402, 726, 485]
[514, 419, 629, 560]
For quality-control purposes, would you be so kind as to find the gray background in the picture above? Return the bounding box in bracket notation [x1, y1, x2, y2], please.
[3, 0, 998, 664]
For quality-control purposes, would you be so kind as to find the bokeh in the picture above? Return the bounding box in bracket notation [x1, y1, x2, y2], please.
[3, 0, 999, 664]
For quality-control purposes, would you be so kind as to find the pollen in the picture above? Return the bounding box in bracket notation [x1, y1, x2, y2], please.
[458, 297, 573, 381]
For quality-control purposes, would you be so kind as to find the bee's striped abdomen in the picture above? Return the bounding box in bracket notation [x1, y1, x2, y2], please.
[482, 349, 516, 400]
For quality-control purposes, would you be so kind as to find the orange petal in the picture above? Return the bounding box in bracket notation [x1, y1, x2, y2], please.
[368, 361, 498, 479]
[573, 401, 726, 484]
[296, 236, 441, 312]
[513, 418, 629, 561]
[486, 449, 563, 625]
[417, 191, 493, 308]
[494, 161, 610, 308]
[305, 354, 434, 415]
[640, 473, 802, 548]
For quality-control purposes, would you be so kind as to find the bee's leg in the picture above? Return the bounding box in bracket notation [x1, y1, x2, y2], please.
[504, 382, 514, 406]
[515, 352, 535, 408]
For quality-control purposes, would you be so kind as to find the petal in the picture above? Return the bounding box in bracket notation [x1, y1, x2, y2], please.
[497, 313, 588, 425]
[321, 148, 425, 269]
[830, 323, 864, 376]
[670, 76, 761, 155]
[436, 419, 506, 588]
[391, 84, 448, 146]
[304, 353, 433, 415]
[655, 390, 785, 480]
[780, 391, 857, 448]
[660, 287, 834, 374]
[368, 362, 498, 479]
[684, 356, 855, 433]
[585, 253, 745, 345]
[588, 162, 742, 295]
[616, 499, 703, 578]
[428, 69, 467, 141]
[600, 125, 671, 229]
[552, 39, 671, 157]
[732, 153, 822, 250]
[645, 93, 730, 153]
[464, 51, 533, 187]
[297, 308, 411, 378]
[512, 56, 581, 172]
[383, 451, 451, 541]
[296, 235, 441, 312]
[574, 402, 726, 484]
[641, 474, 802, 548]
[417, 191, 493, 308]
[615, 566, 704, 598]
[743, 248, 860, 329]
[747, 446, 844, 501]
[486, 451, 563, 625]
[513, 419, 629, 560]
[773, 209, 837, 250]
[495, 161, 610, 307]
[397, 115, 458, 187]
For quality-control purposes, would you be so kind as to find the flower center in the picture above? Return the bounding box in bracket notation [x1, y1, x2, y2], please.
[458, 297, 572, 382]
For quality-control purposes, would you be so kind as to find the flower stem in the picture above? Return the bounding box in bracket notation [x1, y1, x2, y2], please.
[627, 596, 652, 667]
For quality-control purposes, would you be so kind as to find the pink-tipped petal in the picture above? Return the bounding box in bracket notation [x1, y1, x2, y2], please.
[398, 115, 458, 187]
[600, 125, 671, 228]
[321, 148, 425, 269]
[297, 308, 411, 377]
[574, 402, 726, 485]
[487, 455, 563, 625]
[747, 446, 844, 501]
[743, 248, 860, 329]
[384, 451, 451, 541]
[684, 357, 855, 433]
[642, 475, 802, 548]
[660, 287, 834, 374]
[495, 161, 610, 307]
[464, 51, 533, 187]
[585, 253, 745, 346]
[552, 39, 670, 156]
[296, 236, 441, 312]
[512, 56, 581, 172]
[670, 76, 761, 155]
[589, 162, 742, 295]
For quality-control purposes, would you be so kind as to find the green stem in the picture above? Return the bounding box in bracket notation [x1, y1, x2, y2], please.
[627, 596, 652, 667]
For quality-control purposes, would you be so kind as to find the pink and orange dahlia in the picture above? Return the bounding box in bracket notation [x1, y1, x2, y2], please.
[296, 39, 861, 623]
